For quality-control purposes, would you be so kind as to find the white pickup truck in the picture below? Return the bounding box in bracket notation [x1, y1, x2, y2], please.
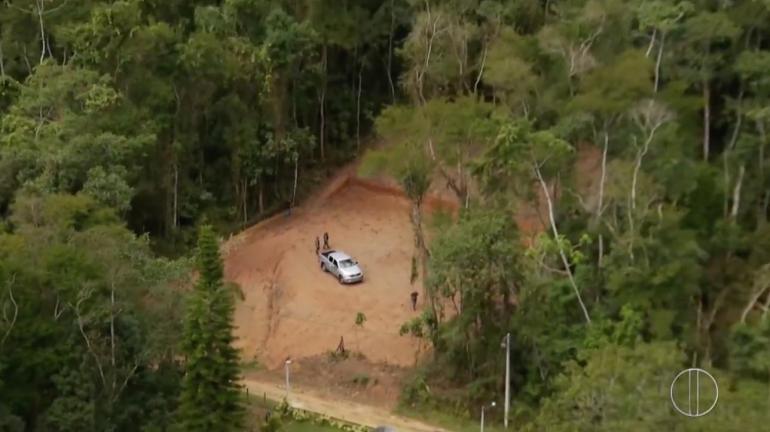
[319, 249, 364, 284]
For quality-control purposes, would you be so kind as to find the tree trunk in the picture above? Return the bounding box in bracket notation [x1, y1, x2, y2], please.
[598, 131, 608, 215]
[695, 296, 703, 359]
[164, 147, 177, 236]
[758, 120, 766, 183]
[319, 44, 327, 161]
[597, 131, 608, 268]
[702, 80, 711, 161]
[172, 162, 178, 229]
[36, 0, 46, 64]
[258, 180, 264, 214]
[356, 62, 363, 153]
[242, 179, 248, 224]
[291, 155, 299, 209]
[534, 165, 591, 324]
[645, 29, 657, 57]
[473, 41, 487, 95]
[110, 280, 116, 394]
[417, 2, 437, 105]
[21, 46, 32, 75]
[758, 121, 768, 224]
[741, 284, 769, 323]
[291, 77, 298, 128]
[411, 198, 436, 325]
[654, 33, 665, 93]
[723, 87, 744, 217]
[0, 41, 5, 78]
[387, 0, 396, 103]
[731, 165, 745, 221]
[1, 276, 17, 348]
[272, 74, 288, 144]
[75, 297, 107, 389]
[631, 123, 662, 211]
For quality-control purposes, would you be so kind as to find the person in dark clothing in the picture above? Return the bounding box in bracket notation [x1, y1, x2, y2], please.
[315, 236, 320, 254]
[323, 232, 330, 249]
[410, 291, 418, 311]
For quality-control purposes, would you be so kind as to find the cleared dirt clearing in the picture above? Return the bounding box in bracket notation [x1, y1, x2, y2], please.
[224, 176, 441, 369]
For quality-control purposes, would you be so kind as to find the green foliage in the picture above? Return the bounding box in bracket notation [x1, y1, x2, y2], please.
[583, 305, 644, 349]
[0, 64, 152, 212]
[82, 166, 134, 214]
[266, 398, 367, 431]
[475, 119, 574, 197]
[388, 0, 770, 427]
[636, 1, 694, 34]
[415, 209, 525, 404]
[0, 193, 187, 431]
[263, 9, 316, 70]
[524, 341, 685, 431]
[485, 29, 539, 112]
[729, 321, 770, 380]
[571, 49, 653, 118]
[43, 366, 97, 431]
[2, 0, 770, 429]
[177, 226, 244, 431]
[367, 97, 501, 202]
[354, 312, 367, 327]
[362, 104, 434, 202]
[0, 0, 395, 239]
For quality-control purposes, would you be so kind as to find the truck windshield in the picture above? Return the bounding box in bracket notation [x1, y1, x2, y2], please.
[338, 259, 355, 268]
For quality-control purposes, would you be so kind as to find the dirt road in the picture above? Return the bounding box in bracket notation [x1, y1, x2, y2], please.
[243, 378, 449, 432]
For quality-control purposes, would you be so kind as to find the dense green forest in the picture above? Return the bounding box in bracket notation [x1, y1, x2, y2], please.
[1, 0, 770, 430]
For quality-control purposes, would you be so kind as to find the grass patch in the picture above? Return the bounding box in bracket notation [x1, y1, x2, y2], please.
[396, 406, 508, 432]
[245, 393, 359, 432]
[281, 420, 348, 431]
[240, 358, 263, 372]
[327, 349, 350, 362]
[350, 373, 373, 387]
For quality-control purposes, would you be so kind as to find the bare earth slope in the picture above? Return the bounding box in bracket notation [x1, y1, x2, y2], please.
[224, 177, 430, 369]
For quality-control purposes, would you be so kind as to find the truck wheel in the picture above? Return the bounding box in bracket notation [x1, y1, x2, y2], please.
[337, 274, 344, 284]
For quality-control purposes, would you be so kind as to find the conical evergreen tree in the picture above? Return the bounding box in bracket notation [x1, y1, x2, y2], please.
[178, 226, 244, 431]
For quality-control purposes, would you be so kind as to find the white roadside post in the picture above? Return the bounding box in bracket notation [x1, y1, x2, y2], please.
[501, 332, 511, 428]
[480, 401, 496, 432]
[284, 358, 292, 400]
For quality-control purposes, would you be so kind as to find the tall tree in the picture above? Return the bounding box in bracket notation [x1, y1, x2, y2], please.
[177, 226, 243, 431]
[478, 120, 592, 324]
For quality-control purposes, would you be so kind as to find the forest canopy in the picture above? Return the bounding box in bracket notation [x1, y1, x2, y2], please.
[1, 0, 770, 430]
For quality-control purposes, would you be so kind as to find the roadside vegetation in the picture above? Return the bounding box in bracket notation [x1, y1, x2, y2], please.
[1, 0, 770, 431]
[247, 398, 360, 432]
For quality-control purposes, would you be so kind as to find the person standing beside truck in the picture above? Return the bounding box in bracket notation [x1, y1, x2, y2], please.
[410, 291, 418, 311]
[323, 232, 330, 250]
[315, 236, 320, 254]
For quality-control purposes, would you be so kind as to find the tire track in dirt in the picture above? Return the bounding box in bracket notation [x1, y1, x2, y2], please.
[262, 254, 285, 348]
